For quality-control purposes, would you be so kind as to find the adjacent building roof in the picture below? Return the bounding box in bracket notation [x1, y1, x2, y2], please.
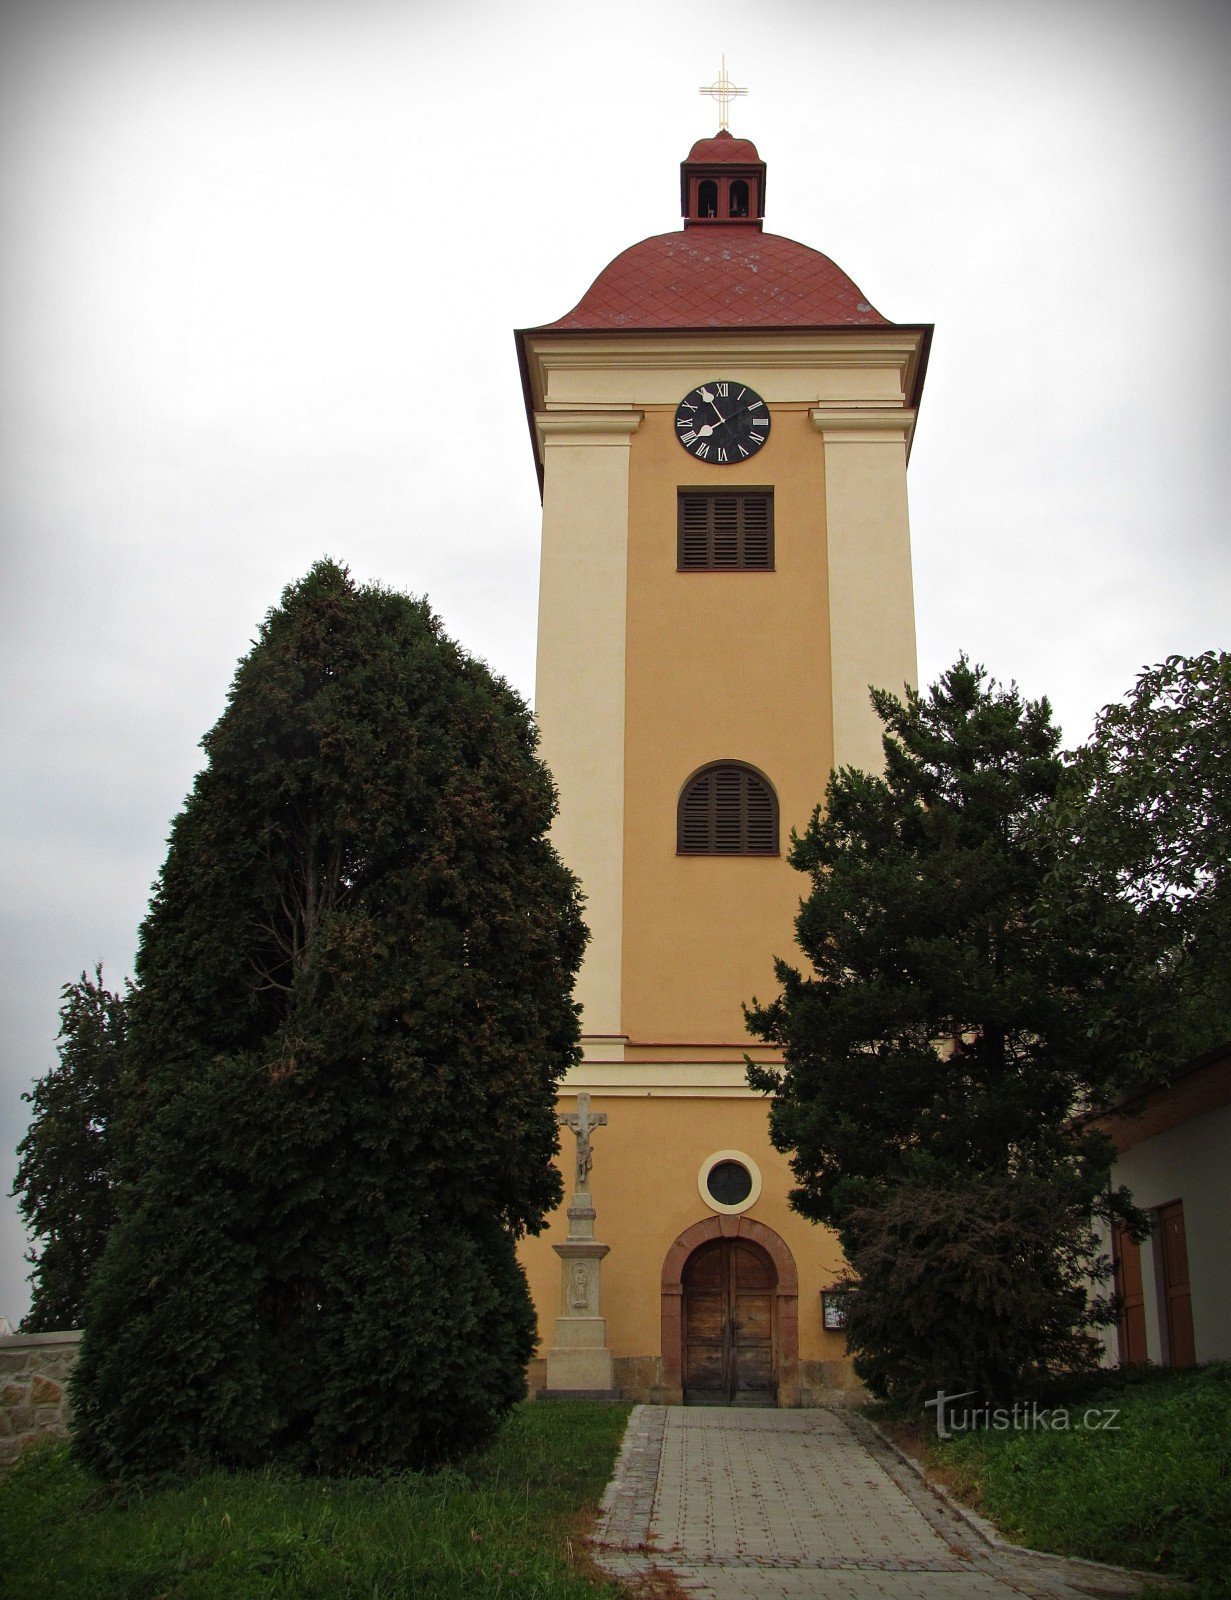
[1083, 1042, 1231, 1155]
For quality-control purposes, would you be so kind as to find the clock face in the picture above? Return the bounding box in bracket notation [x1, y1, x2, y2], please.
[675, 380, 771, 464]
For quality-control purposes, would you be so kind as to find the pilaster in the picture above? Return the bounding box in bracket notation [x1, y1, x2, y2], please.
[534, 410, 642, 1043]
[811, 409, 918, 775]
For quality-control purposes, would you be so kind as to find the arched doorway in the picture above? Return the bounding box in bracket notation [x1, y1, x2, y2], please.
[661, 1215, 799, 1406]
[682, 1236, 776, 1405]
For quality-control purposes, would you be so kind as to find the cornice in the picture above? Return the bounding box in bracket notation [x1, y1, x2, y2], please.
[810, 408, 917, 444]
[535, 411, 644, 450]
[524, 329, 927, 374]
[515, 323, 933, 494]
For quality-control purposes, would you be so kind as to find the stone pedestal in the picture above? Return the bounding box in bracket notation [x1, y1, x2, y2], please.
[543, 1194, 618, 1398]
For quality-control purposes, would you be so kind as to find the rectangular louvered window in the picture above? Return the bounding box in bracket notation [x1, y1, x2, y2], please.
[678, 490, 774, 571]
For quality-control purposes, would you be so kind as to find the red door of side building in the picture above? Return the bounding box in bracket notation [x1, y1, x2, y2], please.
[1112, 1221, 1148, 1365]
[1158, 1201, 1196, 1367]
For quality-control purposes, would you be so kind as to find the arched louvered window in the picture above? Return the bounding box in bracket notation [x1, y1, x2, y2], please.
[677, 763, 779, 855]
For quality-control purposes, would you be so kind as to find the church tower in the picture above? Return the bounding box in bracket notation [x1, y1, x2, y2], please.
[516, 125, 930, 1405]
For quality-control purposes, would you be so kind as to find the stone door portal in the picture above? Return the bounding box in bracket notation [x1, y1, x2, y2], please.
[682, 1237, 776, 1405]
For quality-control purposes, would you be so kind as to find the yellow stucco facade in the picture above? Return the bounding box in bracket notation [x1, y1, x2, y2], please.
[516, 144, 929, 1405]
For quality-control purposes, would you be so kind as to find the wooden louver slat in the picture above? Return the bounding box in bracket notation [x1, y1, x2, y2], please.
[681, 776, 713, 852]
[678, 491, 774, 570]
[681, 495, 711, 568]
[741, 495, 771, 567]
[678, 764, 778, 855]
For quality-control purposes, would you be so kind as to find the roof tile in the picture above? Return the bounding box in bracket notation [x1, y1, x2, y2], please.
[541, 228, 889, 331]
[685, 131, 762, 164]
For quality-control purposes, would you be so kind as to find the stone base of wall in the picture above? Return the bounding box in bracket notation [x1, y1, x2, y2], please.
[797, 1358, 865, 1405]
[528, 1351, 863, 1406]
[3, 1333, 862, 1470]
[0, 1331, 82, 1472]
[615, 1356, 666, 1402]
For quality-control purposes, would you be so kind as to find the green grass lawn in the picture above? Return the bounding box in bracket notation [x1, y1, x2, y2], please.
[0, 1402, 634, 1600]
[891, 1363, 1231, 1598]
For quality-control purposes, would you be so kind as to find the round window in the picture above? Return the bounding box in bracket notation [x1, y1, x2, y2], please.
[706, 1159, 753, 1207]
[697, 1149, 763, 1215]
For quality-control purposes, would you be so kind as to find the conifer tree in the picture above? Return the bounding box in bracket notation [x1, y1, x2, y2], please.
[71, 561, 585, 1477]
[746, 660, 1141, 1401]
[13, 968, 125, 1332]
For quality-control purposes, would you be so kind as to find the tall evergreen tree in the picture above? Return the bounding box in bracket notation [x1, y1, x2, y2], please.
[746, 660, 1141, 1401]
[71, 561, 586, 1478]
[13, 968, 125, 1332]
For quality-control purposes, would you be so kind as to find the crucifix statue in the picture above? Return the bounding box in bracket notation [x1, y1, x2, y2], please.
[546, 1092, 614, 1394]
[557, 1091, 607, 1193]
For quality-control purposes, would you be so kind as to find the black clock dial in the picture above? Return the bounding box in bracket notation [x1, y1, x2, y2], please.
[674, 380, 771, 464]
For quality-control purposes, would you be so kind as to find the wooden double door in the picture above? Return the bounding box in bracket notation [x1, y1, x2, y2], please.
[682, 1238, 777, 1406]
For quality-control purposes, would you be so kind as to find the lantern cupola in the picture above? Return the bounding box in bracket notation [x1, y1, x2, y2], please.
[681, 129, 766, 228]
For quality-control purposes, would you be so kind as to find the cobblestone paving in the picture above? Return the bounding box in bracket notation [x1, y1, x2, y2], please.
[592, 1406, 1152, 1599]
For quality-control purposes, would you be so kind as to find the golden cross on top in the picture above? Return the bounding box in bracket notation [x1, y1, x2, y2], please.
[699, 55, 748, 132]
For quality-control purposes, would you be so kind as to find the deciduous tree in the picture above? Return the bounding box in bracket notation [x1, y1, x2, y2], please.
[13, 968, 125, 1332]
[1054, 650, 1231, 1072]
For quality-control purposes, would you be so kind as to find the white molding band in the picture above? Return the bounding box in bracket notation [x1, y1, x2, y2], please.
[563, 1058, 765, 1096]
[580, 1033, 629, 1063]
[519, 329, 930, 428]
[530, 330, 926, 372]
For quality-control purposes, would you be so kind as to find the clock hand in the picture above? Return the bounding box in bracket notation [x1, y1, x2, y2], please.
[696, 388, 733, 426]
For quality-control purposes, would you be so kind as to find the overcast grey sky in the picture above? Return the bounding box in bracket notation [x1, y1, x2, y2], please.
[2, 0, 1228, 1324]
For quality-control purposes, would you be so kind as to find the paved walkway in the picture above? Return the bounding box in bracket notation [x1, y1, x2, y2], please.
[591, 1406, 1151, 1599]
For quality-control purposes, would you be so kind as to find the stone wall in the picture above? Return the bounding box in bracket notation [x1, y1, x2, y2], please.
[0, 1331, 81, 1471]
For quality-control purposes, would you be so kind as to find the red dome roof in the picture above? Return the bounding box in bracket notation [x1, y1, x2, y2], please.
[686, 129, 761, 164]
[542, 227, 888, 331]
